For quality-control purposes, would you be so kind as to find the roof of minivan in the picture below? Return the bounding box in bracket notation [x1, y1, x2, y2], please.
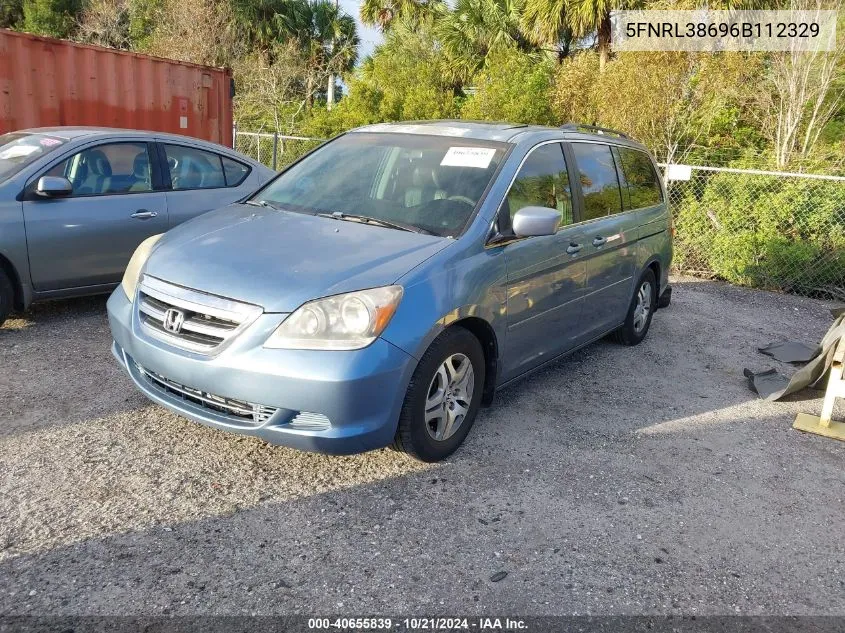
[353, 120, 649, 150]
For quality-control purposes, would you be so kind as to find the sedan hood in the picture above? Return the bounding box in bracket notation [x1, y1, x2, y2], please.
[144, 204, 451, 313]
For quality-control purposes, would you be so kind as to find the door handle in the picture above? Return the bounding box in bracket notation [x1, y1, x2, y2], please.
[131, 210, 158, 219]
[592, 236, 607, 247]
[566, 242, 583, 255]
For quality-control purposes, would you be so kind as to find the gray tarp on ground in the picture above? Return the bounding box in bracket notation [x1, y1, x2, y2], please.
[757, 341, 818, 363]
[745, 311, 845, 401]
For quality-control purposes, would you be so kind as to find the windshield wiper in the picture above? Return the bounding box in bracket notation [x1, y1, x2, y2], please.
[318, 211, 434, 235]
[244, 199, 280, 210]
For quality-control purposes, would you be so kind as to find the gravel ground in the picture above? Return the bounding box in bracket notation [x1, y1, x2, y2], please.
[0, 276, 843, 616]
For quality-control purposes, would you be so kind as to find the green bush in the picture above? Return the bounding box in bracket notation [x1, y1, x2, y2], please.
[673, 171, 845, 296]
[459, 45, 555, 125]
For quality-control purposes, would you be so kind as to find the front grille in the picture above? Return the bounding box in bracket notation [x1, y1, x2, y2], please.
[138, 363, 278, 425]
[137, 275, 262, 354]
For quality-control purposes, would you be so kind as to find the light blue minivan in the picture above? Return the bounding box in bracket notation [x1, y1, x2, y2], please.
[107, 121, 673, 461]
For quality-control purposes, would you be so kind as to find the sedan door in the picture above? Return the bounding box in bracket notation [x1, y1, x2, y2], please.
[499, 142, 590, 381]
[22, 141, 168, 291]
[567, 142, 637, 338]
[158, 142, 257, 228]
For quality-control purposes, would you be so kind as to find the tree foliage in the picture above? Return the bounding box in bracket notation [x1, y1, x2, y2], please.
[21, 0, 82, 37]
[461, 45, 554, 124]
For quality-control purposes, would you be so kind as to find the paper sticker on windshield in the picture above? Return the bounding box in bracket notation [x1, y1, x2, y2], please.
[440, 147, 496, 169]
[39, 138, 62, 147]
[0, 145, 39, 159]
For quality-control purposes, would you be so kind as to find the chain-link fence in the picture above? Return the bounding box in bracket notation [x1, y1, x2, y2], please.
[663, 164, 845, 300]
[233, 130, 323, 170]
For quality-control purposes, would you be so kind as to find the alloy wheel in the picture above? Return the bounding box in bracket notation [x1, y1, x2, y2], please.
[424, 353, 475, 441]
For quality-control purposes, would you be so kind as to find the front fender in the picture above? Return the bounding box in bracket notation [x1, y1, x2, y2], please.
[380, 245, 508, 363]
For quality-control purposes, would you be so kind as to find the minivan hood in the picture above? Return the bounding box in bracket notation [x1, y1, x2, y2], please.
[144, 204, 451, 313]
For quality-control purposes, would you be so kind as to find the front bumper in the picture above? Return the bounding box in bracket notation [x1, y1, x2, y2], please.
[107, 289, 417, 454]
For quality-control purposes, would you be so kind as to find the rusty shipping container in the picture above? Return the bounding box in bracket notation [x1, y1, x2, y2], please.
[0, 29, 233, 145]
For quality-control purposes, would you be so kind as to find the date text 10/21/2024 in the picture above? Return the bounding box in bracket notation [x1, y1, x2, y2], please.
[307, 618, 529, 631]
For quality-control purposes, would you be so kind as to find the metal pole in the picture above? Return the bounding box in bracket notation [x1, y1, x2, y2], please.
[327, 0, 338, 110]
[272, 132, 279, 171]
[232, 121, 237, 149]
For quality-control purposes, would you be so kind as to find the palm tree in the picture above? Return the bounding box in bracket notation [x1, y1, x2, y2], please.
[360, 0, 444, 30]
[290, 0, 359, 107]
[229, 0, 307, 50]
[519, 0, 572, 60]
[437, 0, 533, 82]
[567, 0, 616, 71]
[521, 0, 624, 70]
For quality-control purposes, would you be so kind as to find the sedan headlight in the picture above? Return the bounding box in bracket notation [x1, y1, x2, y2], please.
[265, 286, 404, 350]
[121, 234, 163, 300]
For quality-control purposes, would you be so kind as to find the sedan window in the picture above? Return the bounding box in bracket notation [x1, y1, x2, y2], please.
[44, 142, 153, 196]
[0, 132, 68, 184]
[222, 155, 250, 186]
[164, 144, 226, 190]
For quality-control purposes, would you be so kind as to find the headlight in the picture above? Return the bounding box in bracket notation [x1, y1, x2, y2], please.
[265, 285, 404, 350]
[121, 234, 164, 300]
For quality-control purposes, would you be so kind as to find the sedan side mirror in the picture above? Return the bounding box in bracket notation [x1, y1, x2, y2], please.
[36, 176, 73, 198]
[512, 206, 561, 237]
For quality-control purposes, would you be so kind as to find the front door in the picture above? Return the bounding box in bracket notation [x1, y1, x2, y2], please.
[499, 142, 589, 381]
[23, 141, 168, 291]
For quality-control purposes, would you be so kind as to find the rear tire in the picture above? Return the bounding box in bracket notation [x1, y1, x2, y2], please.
[612, 269, 656, 346]
[393, 327, 485, 462]
[0, 269, 13, 327]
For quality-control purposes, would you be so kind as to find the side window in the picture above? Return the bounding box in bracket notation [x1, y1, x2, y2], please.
[164, 144, 226, 190]
[618, 147, 663, 209]
[504, 143, 572, 227]
[221, 156, 250, 187]
[570, 143, 622, 220]
[44, 142, 153, 196]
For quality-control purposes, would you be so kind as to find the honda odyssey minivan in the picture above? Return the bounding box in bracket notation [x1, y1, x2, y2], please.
[107, 121, 672, 462]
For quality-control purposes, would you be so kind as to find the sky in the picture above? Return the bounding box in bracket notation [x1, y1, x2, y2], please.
[339, 0, 384, 60]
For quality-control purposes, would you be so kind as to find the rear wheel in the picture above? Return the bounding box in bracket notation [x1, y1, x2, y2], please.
[0, 269, 13, 327]
[393, 327, 485, 462]
[612, 269, 656, 346]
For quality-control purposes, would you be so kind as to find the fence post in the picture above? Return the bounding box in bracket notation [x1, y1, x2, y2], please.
[272, 132, 279, 171]
[232, 121, 237, 149]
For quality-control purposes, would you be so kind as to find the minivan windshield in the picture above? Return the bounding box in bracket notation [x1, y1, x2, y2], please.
[253, 133, 508, 237]
[0, 132, 69, 184]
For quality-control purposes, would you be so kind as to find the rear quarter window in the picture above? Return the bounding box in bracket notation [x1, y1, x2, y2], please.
[222, 156, 250, 187]
[618, 148, 663, 209]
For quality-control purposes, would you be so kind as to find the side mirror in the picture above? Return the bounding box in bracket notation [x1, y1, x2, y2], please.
[512, 206, 561, 237]
[36, 176, 73, 198]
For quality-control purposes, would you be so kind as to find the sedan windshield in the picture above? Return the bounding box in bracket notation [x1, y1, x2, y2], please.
[254, 133, 508, 237]
[0, 132, 69, 184]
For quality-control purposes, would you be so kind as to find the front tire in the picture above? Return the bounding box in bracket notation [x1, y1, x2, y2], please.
[393, 327, 485, 462]
[0, 269, 13, 327]
[612, 269, 656, 346]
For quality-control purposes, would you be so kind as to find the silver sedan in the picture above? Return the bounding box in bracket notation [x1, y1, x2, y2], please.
[0, 127, 275, 324]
